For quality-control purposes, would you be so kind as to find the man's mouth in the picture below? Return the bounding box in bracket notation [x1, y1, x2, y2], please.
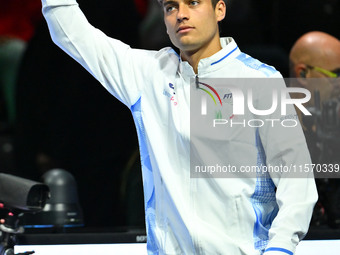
[177, 26, 194, 33]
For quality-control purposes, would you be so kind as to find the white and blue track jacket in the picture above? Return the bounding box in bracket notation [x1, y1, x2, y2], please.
[42, 1, 318, 254]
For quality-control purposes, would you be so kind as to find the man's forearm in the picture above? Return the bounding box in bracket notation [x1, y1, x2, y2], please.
[42, 0, 93, 65]
[41, 0, 153, 108]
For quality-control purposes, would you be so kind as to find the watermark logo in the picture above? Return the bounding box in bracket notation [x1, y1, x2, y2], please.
[190, 78, 338, 179]
[195, 79, 312, 128]
[200, 86, 311, 117]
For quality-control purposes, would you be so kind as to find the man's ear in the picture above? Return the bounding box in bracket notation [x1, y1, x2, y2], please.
[295, 63, 308, 87]
[215, 0, 226, 22]
[295, 63, 308, 77]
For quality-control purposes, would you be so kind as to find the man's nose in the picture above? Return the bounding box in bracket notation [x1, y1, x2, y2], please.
[177, 4, 190, 22]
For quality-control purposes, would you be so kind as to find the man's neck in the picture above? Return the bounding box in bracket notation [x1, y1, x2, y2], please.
[180, 37, 222, 74]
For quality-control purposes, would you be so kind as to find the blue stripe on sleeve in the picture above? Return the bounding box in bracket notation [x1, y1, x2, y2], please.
[236, 53, 277, 77]
[265, 247, 293, 255]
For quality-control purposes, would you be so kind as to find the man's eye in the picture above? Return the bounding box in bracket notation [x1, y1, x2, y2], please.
[165, 6, 176, 12]
[190, 1, 199, 6]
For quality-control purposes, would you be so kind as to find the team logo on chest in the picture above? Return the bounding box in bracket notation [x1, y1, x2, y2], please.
[163, 83, 178, 106]
[198, 81, 234, 119]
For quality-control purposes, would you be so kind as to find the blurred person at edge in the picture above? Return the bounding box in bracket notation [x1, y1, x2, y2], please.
[0, 0, 42, 126]
[289, 31, 340, 113]
[289, 31, 340, 228]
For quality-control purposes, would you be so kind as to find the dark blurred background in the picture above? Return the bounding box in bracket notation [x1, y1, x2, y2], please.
[0, 0, 339, 231]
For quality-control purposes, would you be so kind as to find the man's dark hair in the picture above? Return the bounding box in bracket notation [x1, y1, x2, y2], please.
[158, 0, 222, 8]
[211, 0, 220, 8]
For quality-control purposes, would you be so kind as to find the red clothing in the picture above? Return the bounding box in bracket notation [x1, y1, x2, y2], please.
[0, 0, 42, 41]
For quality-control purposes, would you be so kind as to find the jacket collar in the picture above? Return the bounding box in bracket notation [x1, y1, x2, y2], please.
[178, 37, 241, 76]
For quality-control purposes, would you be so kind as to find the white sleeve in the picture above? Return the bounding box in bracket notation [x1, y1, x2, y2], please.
[257, 75, 318, 254]
[41, 0, 156, 107]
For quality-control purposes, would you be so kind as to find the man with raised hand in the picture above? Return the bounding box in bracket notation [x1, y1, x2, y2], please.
[41, 0, 317, 254]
